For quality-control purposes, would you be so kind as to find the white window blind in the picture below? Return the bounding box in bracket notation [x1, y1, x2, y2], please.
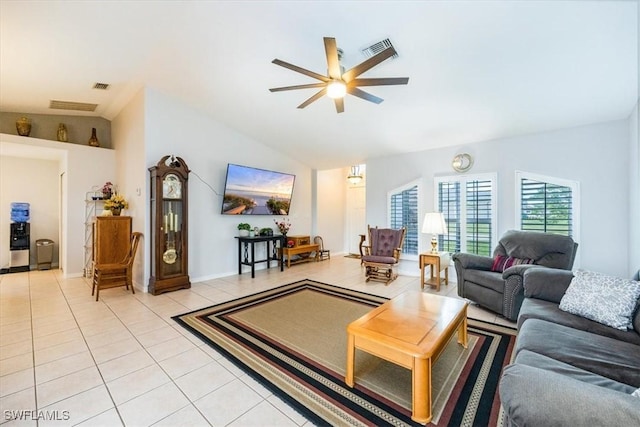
[435, 174, 497, 256]
[389, 183, 419, 256]
[517, 172, 578, 238]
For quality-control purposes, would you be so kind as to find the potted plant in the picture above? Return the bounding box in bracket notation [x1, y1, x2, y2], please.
[237, 222, 251, 237]
[104, 193, 128, 216]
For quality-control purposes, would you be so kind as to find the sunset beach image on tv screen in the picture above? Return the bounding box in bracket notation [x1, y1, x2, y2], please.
[221, 164, 295, 215]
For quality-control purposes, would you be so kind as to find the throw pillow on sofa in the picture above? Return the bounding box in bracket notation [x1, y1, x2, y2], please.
[490, 255, 534, 273]
[559, 270, 640, 330]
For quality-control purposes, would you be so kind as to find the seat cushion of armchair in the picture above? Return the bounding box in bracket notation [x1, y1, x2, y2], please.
[516, 319, 640, 387]
[463, 269, 505, 293]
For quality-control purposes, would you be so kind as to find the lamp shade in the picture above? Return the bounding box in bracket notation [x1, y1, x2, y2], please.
[422, 212, 447, 235]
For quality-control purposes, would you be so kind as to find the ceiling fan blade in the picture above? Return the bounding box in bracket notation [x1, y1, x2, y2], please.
[269, 83, 327, 92]
[297, 88, 327, 109]
[342, 47, 397, 83]
[324, 37, 341, 79]
[334, 97, 345, 114]
[347, 87, 384, 104]
[349, 77, 409, 87]
[272, 59, 330, 82]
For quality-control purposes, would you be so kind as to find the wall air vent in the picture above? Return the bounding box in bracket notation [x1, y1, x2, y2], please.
[361, 38, 398, 59]
[49, 100, 98, 112]
[93, 82, 110, 90]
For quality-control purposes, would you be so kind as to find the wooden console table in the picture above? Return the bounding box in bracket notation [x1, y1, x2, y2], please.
[281, 244, 319, 268]
[236, 235, 284, 278]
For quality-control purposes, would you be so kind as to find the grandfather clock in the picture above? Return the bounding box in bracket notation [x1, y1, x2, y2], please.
[149, 155, 191, 295]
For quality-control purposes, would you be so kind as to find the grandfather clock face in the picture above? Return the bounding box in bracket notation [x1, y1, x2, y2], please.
[163, 174, 182, 199]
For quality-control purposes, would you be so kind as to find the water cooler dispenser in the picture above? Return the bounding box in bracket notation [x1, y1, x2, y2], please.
[9, 203, 30, 273]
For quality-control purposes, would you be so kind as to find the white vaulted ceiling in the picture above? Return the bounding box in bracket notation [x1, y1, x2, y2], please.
[0, 1, 637, 169]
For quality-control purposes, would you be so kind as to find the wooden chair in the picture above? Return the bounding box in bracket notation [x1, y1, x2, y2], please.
[314, 236, 330, 260]
[361, 226, 406, 285]
[92, 232, 142, 301]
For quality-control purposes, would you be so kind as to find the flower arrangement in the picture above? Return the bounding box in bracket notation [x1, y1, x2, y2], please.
[104, 193, 129, 211]
[101, 181, 113, 198]
[274, 218, 291, 235]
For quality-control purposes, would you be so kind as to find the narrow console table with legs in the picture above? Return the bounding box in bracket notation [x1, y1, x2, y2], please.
[236, 235, 284, 278]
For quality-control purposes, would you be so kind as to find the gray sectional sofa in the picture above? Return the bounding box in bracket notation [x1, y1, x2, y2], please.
[499, 268, 640, 426]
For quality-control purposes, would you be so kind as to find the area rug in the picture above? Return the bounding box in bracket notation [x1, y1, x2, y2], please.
[173, 280, 516, 426]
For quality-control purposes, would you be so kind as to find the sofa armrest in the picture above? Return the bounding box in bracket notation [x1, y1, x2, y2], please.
[500, 364, 640, 427]
[452, 253, 493, 270]
[523, 268, 574, 304]
[501, 265, 538, 321]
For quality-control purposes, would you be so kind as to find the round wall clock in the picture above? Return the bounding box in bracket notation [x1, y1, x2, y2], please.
[452, 153, 474, 172]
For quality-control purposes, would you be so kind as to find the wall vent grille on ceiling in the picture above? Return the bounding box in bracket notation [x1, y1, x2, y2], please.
[93, 82, 110, 90]
[361, 38, 398, 59]
[49, 100, 98, 112]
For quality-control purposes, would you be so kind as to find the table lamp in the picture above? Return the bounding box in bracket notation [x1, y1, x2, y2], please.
[422, 212, 447, 253]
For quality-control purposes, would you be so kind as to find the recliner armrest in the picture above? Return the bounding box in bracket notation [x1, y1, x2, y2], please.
[523, 267, 574, 303]
[452, 252, 493, 270]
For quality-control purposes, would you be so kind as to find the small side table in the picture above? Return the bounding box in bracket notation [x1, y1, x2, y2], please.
[419, 252, 450, 291]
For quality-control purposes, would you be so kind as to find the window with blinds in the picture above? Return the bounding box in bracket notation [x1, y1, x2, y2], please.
[435, 174, 497, 256]
[389, 183, 419, 255]
[518, 174, 576, 237]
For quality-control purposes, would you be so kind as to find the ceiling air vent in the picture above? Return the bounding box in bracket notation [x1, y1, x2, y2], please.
[93, 82, 110, 90]
[361, 38, 398, 59]
[49, 100, 98, 112]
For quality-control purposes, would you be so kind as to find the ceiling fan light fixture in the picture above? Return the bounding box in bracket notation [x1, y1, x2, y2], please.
[326, 80, 347, 99]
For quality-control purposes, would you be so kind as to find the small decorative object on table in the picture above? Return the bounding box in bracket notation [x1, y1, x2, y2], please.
[274, 218, 291, 236]
[104, 194, 128, 216]
[16, 117, 31, 136]
[237, 223, 251, 237]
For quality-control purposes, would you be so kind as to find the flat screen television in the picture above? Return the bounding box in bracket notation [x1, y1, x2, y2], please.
[221, 163, 295, 215]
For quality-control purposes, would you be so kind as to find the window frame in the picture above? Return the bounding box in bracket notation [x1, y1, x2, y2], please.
[387, 179, 422, 261]
[434, 173, 498, 256]
[515, 170, 580, 244]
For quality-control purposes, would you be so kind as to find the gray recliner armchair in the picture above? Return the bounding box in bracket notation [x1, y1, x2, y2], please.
[452, 230, 578, 320]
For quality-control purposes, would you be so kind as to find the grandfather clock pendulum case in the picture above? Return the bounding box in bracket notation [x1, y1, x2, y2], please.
[148, 155, 191, 295]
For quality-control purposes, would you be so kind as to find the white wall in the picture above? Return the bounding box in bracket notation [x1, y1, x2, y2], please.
[0, 156, 59, 269]
[316, 168, 348, 255]
[143, 88, 313, 284]
[111, 89, 146, 288]
[629, 100, 639, 276]
[366, 119, 631, 276]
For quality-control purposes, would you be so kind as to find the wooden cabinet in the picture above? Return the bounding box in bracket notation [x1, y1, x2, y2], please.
[93, 216, 132, 265]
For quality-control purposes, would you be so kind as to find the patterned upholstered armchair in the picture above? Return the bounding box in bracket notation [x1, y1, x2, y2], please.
[452, 230, 578, 320]
[361, 226, 406, 285]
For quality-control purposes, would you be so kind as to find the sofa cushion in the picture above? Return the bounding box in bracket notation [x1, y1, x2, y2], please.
[515, 349, 637, 394]
[515, 319, 640, 387]
[518, 298, 640, 345]
[559, 270, 640, 330]
[490, 255, 534, 273]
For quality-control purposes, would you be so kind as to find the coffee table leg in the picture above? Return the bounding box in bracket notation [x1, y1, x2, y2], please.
[412, 357, 431, 424]
[457, 315, 468, 348]
[345, 333, 355, 387]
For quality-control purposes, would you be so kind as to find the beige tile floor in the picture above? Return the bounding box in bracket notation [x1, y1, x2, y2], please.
[0, 256, 514, 426]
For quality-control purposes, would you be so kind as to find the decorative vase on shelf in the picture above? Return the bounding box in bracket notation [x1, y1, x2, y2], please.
[16, 117, 31, 136]
[111, 208, 121, 216]
[88, 127, 100, 147]
[57, 123, 68, 142]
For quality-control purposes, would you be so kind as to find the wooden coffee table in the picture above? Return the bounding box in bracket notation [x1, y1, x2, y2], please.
[345, 291, 468, 424]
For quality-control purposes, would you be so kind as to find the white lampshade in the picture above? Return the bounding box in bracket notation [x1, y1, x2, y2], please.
[422, 212, 447, 235]
[422, 212, 447, 253]
[327, 80, 347, 99]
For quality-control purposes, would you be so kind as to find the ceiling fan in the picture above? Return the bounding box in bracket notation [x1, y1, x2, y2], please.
[269, 37, 409, 113]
